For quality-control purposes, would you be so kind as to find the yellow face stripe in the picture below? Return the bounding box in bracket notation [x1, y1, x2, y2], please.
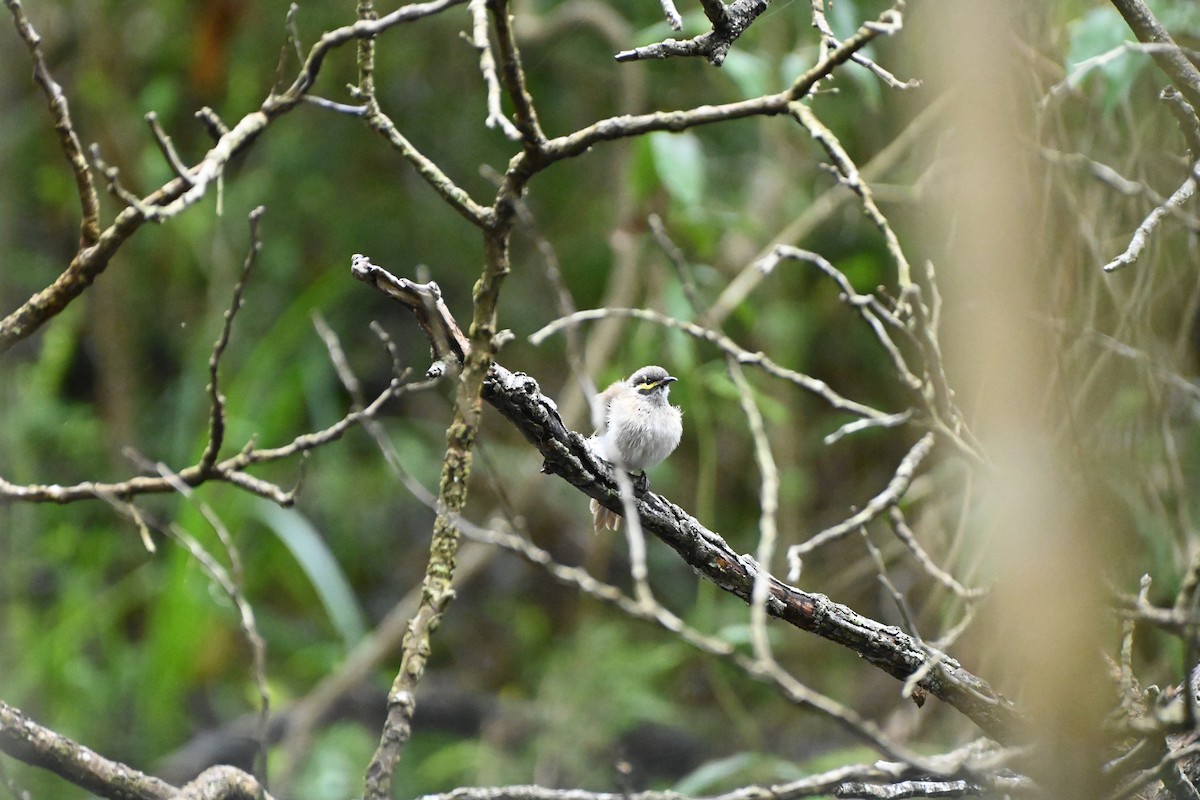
[637, 381, 659, 391]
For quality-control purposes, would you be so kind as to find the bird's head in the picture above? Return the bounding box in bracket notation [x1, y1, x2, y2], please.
[628, 365, 678, 399]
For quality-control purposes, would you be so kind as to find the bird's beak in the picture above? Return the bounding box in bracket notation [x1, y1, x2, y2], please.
[662, 376, 678, 385]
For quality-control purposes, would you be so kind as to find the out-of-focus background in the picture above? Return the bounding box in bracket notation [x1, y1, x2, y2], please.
[4, 1, 1200, 797]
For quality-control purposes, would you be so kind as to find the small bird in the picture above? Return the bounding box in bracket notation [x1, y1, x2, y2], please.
[588, 365, 683, 530]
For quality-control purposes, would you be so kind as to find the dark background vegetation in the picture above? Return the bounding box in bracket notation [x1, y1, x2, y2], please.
[5, 1, 1200, 798]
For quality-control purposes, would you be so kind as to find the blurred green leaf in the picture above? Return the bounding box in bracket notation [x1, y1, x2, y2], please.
[723, 51, 772, 98]
[675, 752, 807, 795]
[650, 131, 707, 209]
[251, 501, 367, 649]
[285, 722, 377, 800]
[1065, 7, 1146, 112]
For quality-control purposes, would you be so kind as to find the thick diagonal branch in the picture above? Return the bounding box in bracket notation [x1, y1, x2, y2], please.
[352, 259, 1026, 745]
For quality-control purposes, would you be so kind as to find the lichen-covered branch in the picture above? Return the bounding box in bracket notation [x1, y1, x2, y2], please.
[361, 183, 520, 798]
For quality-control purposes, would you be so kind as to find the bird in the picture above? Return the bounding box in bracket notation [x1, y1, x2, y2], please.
[587, 365, 683, 530]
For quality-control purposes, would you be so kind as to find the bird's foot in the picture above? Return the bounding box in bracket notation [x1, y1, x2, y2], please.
[632, 471, 650, 495]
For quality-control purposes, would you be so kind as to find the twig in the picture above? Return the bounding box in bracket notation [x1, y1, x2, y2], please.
[145, 111, 194, 184]
[787, 434, 935, 573]
[658, 0, 683, 31]
[1110, 0, 1200, 111]
[790, 102, 913, 300]
[4, 0, 100, 248]
[1103, 161, 1200, 272]
[355, 260, 1023, 741]
[888, 507, 986, 601]
[488, 0, 546, 147]
[0, 701, 272, 800]
[351, 256, 471, 366]
[201, 207, 265, 471]
[453, 515, 926, 765]
[758, 246, 921, 393]
[195, 106, 230, 140]
[531, 307, 891, 421]
[728, 363, 781, 666]
[825, 411, 913, 445]
[0, 375, 407, 504]
[648, 213, 705, 311]
[809, 0, 919, 90]
[359, 104, 493, 226]
[1161, 86, 1200, 157]
[468, 0, 522, 140]
[274, 3, 304, 93]
[534, 7, 896, 169]
[151, 466, 271, 785]
[303, 95, 368, 115]
[787, 105, 975, 455]
[859, 525, 921, 640]
[89, 143, 162, 218]
[614, 0, 767, 66]
[705, 93, 952, 327]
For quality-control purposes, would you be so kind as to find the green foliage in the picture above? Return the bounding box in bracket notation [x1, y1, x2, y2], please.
[252, 501, 369, 650]
[287, 723, 378, 800]
[4, 0, 1199, 797]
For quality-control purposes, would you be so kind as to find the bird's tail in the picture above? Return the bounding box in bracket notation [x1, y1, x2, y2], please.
[589, 498, 621, 531]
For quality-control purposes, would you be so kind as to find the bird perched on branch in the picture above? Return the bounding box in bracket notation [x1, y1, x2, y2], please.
[588, 365, 683, 530]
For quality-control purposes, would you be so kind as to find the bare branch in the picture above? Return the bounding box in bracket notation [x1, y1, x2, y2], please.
[790, 102, 914, 292]
[146, 111, 194, 184]
[201, 207, 265, 471]
[355, 260, 1022, 740]
[1110, 0, 1200, 110]
[151, 467, 271, 784]
[489, 0, 546, 147]
[0, 0, 469, 355]
[4, 0, 100, 248]
[615, 0, 766, 66]
[455, 516, 926, 765]
[658, 0, 684, 31]
[531, 306, 890, 421]
[359, 97, 493, 226]
[787, 434, 935, 570]
[809, 0, 920, 90]
[0, 374, 407, 504]
[0, 701, 276, 800]
[706, 93, 952, 327]
[1161, 86, 1200, 157]
[539, 9, 896, 168]
[728, 363, 781, 666]
[350, 255, 472, 367]
[195, 106, 230, 140]
[888, 508, 986, 602]
[1103, 161, 1199, 272]
[468, 0, 522, 140]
